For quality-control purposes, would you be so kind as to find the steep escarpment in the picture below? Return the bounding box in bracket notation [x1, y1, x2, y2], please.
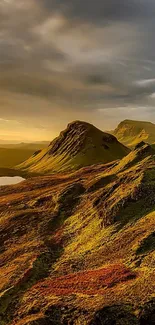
[113, 119, 155, 147]
[17, 121, 129, 174]
[0, 142, 155, 324]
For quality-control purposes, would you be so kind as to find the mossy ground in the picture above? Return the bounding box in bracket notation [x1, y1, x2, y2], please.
[0, 143, 155, 324]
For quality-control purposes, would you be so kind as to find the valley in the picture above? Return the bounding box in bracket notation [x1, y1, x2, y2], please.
[0, 121, 154, 324]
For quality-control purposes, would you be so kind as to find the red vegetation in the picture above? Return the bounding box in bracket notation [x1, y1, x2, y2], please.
[32, 264, 135, 296]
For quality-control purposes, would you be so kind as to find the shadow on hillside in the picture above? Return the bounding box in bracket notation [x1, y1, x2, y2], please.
[93, 178, 155, 229]
[90, 304, 138, 325]
[0, 241, 64, 325]
[48, 182, 85, 231]
[29, 300, 155, 325]
[90, 300, 155, 325]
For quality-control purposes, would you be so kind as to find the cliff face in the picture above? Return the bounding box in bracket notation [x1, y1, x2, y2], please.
[0, 142, 155, 324]
[17, 121, 129, 174]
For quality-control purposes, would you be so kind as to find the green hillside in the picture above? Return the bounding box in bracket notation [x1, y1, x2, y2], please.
[0, 141, 154, 324]
[113, 119, 155, 147]
[17, 121, 130, 174]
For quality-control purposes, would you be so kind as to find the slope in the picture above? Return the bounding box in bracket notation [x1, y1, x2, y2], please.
[17, 121, 130, 174]
[113, 119, 155, 147]
[0, 142, 155, 324]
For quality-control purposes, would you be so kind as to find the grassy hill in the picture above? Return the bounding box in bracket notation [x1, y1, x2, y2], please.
[0, 141, 154, 324]
[113, 119, 155, 147]
[17, 121, 130, 174]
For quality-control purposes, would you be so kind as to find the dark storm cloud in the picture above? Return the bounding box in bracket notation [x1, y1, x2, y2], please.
[1, 0, 155, 131]
[40, 0, 155, 23]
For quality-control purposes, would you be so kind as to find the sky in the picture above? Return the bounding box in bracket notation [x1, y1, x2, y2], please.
[1, 0, 155, 141]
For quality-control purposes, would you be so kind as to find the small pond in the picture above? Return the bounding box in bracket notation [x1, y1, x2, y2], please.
[0, 176, 25, 186]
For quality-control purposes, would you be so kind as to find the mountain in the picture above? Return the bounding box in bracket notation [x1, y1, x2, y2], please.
[17, 121, 130, 174]
[113, 119, 155, 147]
[0, 141, 154, 324]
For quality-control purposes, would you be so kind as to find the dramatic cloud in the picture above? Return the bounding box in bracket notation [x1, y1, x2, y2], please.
[40, 0, 155, 23]
[0, 0, 155, 140]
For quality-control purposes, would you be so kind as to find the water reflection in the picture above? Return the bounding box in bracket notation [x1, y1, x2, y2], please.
[0, 176, 25, 186]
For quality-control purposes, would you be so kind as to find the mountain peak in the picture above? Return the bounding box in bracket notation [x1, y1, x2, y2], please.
[49, 120, 118, 157]
[17, 121, 130, 174]
[66, 120, 91, 129]
[49, 120, 92, 157]
[113, 119, 155, 147]
[118, 119, 154, 125]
